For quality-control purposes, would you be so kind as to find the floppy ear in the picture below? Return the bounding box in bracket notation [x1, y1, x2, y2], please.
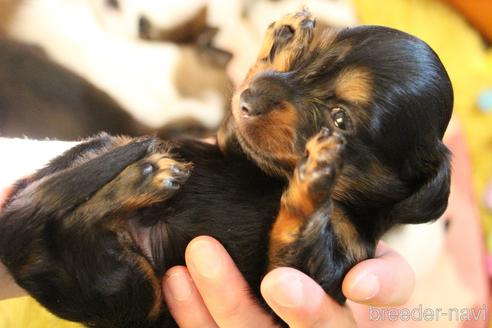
[388, 143, 451, 225]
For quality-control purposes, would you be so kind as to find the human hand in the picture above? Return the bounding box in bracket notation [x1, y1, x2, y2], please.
[163, 236, 414, 327]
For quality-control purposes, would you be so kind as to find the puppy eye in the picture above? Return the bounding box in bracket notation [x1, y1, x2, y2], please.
[106, 0, 119, 10]
[330, 107, 352, 130]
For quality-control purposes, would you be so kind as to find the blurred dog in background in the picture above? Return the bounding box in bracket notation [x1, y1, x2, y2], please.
[0, 0, 357, 137]
[0, 0, 232, 133]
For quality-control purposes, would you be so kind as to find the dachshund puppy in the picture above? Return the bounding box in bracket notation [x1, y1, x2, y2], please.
[0, 10, 453, 328]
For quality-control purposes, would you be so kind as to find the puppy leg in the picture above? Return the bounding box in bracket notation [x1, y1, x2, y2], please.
[4, 133, 139, 208]
[0, 138, 189, 327]
[269, 128, 370, 304]
[75, 148, 192, 217]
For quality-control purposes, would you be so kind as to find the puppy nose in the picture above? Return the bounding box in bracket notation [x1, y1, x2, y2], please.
[138, 16, 152, 39]
[239, 89, 272, 117]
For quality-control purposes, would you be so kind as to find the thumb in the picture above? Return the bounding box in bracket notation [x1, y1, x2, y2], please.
[261, 267, 356, 328]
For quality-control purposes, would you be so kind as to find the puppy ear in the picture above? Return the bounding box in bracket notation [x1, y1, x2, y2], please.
[388, 144, 451, 225]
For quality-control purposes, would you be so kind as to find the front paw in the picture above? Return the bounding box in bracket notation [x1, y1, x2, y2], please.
[297, 127, 345, 200]
[139, 154, 191, 193]
[101, 152, 192, 209]
[257, 9, 315, 68]
[270, 9, 315, 47]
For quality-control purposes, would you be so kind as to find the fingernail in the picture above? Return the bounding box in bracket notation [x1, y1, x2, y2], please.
[166, 272, 192, 301]
[189, 240, 223, 279]
[348, 273, 380, 301]
[264, 273, 303, 307]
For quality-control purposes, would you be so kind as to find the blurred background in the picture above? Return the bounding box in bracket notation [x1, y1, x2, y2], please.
[0, 0, 491, 327]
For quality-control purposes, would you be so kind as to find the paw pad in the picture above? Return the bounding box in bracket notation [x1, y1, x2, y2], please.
[298, 127, 346, 196]
[142, 163, 155, 176]
[163, 178, 181, 190]
[139, 154, 192, 195]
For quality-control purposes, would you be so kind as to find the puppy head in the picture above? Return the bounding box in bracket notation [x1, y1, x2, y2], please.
[221, 10, 453, 231]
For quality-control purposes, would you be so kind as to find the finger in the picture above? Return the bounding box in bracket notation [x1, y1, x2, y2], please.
[185, 236, 279, 328]
[162, 266, 218, 328]
[342, 241, 415, 306]
[261, 267, 356, 328]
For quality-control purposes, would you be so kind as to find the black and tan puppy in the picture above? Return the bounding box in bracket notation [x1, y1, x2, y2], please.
[0, 10, 453, 328]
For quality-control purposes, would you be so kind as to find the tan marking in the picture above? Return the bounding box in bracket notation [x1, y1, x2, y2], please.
[268, 206, 303, 261]
[335, 67, 372, 106]
[112, 136, 134, 146]
[133, 255, 162, 320]
[258, 101, 299, 161]
[230, 91, 301, 176]
[122, 194, 163, 209]
[89, 164, 150, 207]
[257, 28, 275, 62]
[268, 171, 315, 265]
[282, 177, 314, 216]
[331, 206, 367, 260]
[270, 189, 367, 268]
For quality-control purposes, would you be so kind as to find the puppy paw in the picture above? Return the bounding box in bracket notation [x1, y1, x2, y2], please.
[94, 152, 192, 210]
[274, 8, 316, 37]
[297, 127, 345, 200]
[139, 154, 191, 193]
[258, 9, 315, 69]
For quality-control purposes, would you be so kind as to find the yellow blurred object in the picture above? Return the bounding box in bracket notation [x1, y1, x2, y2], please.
[1, 0, 492, 327]
[0, 297, 82, 327]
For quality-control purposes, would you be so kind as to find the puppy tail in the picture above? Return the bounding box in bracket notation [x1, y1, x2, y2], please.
[388, 143, 451, 225]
